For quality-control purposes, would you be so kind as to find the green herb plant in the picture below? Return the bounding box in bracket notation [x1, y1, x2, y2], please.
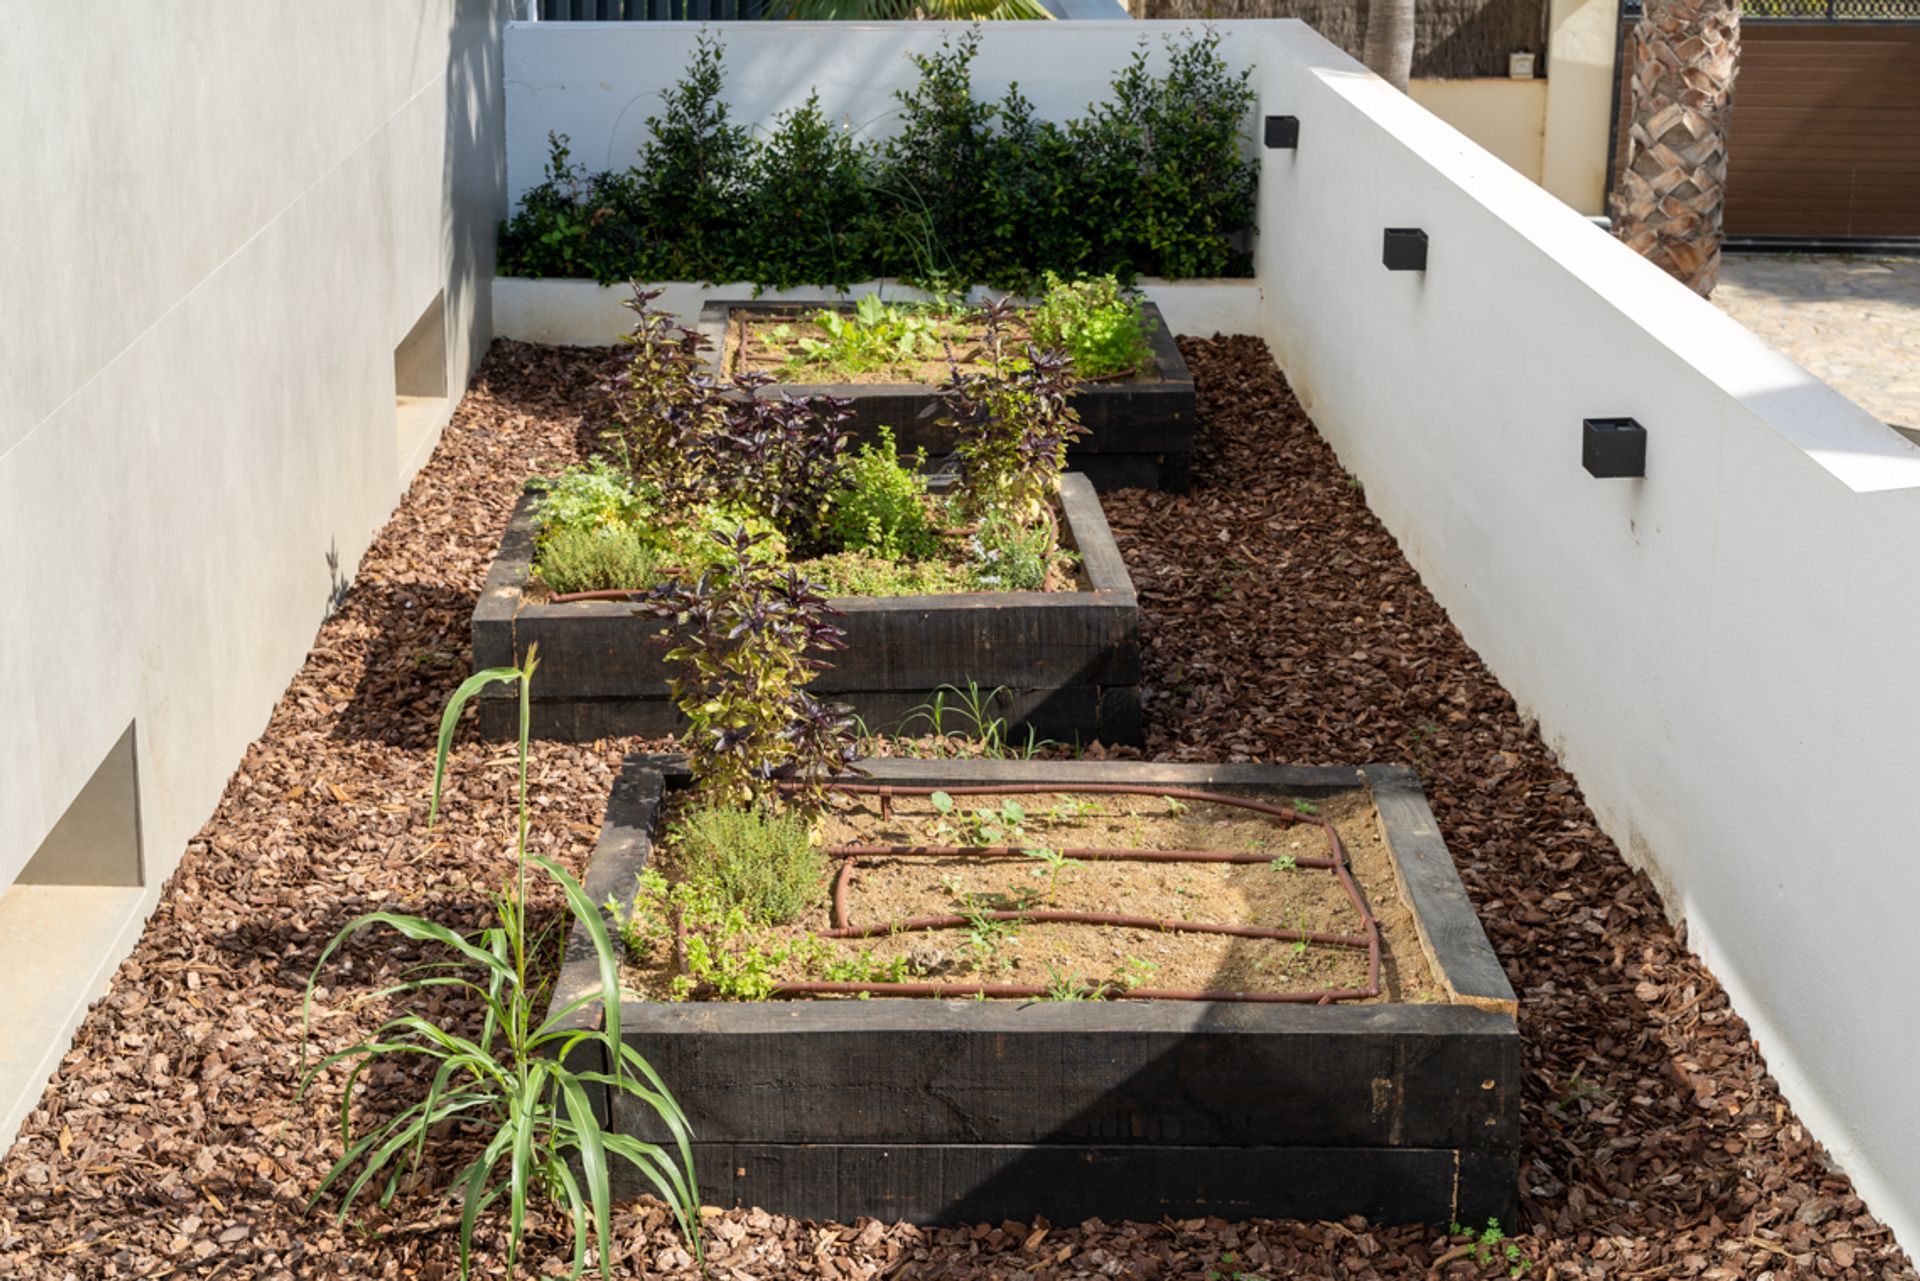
[1022, 845, 1084, 904]
[822, 427, 943, 560]
[1028, 272, 1155, 379]
[299, 652, 703, 1279]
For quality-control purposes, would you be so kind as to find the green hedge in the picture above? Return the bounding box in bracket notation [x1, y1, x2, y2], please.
[498, 31, 1257, 291]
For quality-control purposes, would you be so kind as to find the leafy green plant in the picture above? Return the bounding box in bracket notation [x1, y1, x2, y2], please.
[822, 427, 942, 560]
[670, 802, 824, 924]
[929, 791, 1029, 847]
[1116, 954, 1158, 992]
[783, 296, 954, 381]
[877, 33, 1000, 289]
[299, 653, 702, 1279]
[530, 458, 651, 536]
[1029, 273, 1155, 379]
[656, 529, 859, 813]
[533, 524, 663, 596]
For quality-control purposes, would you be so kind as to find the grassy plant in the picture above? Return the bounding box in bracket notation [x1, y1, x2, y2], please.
[533, 524, 663, 596]
[670, 803, 824, 925]
[1043, 964, 1101, 1002]
[1029, 273, 1155, 379]
[902, 681, 1050, 759]
[299, 653, 702, 1279]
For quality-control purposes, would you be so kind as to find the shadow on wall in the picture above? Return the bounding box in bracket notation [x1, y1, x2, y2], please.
[442, 0, 509, 390]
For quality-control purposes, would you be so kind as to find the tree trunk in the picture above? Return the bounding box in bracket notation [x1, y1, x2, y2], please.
[1610, 0, 1741, 297]
[1362, 0, 1416, 92]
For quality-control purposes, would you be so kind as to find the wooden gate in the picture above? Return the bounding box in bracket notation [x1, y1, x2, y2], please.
[1724, 16, 1920, 243]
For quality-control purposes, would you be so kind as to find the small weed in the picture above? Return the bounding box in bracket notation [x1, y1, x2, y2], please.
[1022, 846, 1084, 904]
[1449, 1218, 1533, 1277]
[1268, 853, 1298, 874]
[1207, 1250, 1260, 1281]
[1162, 795, 1190, 816]
[1549, 1065, 1615, 1116]
[1043, 963, 1102, 1002]
[1115, 954, 1158, 991]
[1289, 797, 1318, 815]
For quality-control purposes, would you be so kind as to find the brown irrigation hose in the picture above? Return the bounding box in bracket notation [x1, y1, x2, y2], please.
[823, 907, 1371, 948]
[827, 843, 1339, 868]
[768, 979, 1377, 1004]
[755, 778, 1389, 1003]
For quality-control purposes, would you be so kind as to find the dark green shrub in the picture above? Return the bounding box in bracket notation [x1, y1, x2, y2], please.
[631, 34, 754, 282]
[497, 32, 1256, 291]
[981, 86, 1088, 290]
[823, 427, 943, 560]
[874, 32, 999, 289]
[740, 93, 872, 291]
[670, 803, 825, 925]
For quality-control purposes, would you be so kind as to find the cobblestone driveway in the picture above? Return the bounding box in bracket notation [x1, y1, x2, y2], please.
[1715, 255, 1920, 437]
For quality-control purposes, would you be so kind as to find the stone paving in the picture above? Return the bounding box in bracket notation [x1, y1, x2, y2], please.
[1715, 254, 1920, 436]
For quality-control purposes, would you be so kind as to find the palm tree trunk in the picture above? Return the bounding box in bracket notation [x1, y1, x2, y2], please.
[1362, 0, 1416, 92]
[1611, 0, 1742, 297]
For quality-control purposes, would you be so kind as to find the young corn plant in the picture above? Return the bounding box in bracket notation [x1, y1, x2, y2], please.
[299, 651, 703, 1278]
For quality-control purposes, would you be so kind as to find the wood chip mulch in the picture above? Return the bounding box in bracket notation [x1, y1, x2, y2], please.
[0, 336, 1908, 1280]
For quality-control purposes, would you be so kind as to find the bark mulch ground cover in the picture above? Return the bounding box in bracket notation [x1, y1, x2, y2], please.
[0, 336, 1909, 1281]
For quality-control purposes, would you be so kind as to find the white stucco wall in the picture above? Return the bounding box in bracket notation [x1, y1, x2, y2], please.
[501, 18, 1920, 1250]
[0, 1, 510, 1136]
[1248, 22, 1920, 1254]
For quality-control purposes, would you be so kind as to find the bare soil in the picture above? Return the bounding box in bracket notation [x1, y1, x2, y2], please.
[621, 788, 1443, 1003]
[0, 335, 1906, 1279]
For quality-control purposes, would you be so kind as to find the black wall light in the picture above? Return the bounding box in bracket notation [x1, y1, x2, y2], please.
[1264, 115, 1300, 149]
[1382, 228, 1428, 272]
[1582, 417, 1647, 478]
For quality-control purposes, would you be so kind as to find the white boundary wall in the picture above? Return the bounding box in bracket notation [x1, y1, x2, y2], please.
[0, 2, 511, 1142]
[493, 276, 1265, 343]
[501, 19, 1920, 1248]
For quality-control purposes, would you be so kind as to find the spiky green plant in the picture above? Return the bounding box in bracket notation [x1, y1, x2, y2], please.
[299, 650, 703, 1278]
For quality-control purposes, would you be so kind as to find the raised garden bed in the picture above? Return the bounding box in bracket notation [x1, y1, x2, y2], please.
[552, 756, 1520, 1227]
[698, 299, 1196, 492]
[471, 473, 1141, 744]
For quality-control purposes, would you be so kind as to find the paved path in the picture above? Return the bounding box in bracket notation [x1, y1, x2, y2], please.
[1715, 255, 1920, 437]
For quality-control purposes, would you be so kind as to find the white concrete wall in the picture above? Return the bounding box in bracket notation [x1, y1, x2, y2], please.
[0, 1, 510, 1138]
[493, 277, 1265, 343]
[1248, 21, 1920, 1254]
